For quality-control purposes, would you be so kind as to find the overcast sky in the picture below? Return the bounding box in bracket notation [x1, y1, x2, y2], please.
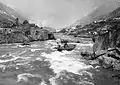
[0, 0, 115, 28]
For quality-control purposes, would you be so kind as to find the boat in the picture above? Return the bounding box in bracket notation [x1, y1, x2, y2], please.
[21, 41, 30, 45]
[55, 43, 76, 51]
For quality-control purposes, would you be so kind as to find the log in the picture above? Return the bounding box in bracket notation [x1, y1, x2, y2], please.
[90, 48, 118, 60]
[90, 52, 106, 60]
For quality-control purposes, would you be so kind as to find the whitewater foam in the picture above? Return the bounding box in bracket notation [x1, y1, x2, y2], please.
[41, 50, 93, 74]
[17, 73, 42, 82]
[78, 43, 93, 47]
[30, 48, 42, 52]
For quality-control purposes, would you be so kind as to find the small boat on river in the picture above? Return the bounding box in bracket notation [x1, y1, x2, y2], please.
[55, 43, 76, 52]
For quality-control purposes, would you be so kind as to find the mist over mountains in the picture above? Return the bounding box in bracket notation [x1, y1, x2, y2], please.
[0, 0, 120, 29]
[0, 2, 27, 24]
[72, 0, 120, 27]
[0, 0, 117, 29]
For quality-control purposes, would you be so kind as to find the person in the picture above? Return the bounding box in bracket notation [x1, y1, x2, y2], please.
[56, 39, 61, 43]
[15, 18, 19, 26]
[57, 42, 61, 47]
[63, 42, 68, 49]
[92, 37, 96, 43]
[56, 42, 63, 51]
[56, 39, 61, 47]
[56, 39, 62, 46]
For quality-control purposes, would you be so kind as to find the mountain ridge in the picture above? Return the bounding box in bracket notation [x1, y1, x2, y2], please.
[0, 2, 27, 24]
[72, 1, 120, 27]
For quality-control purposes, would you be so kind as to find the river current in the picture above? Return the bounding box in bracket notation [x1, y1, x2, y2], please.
[0, 40, 119, 85]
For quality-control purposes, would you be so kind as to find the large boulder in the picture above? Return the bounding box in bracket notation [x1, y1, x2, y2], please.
[6, 31, 29, 43]
[30, 27, 55, 41]
[99, 55, 115, 69]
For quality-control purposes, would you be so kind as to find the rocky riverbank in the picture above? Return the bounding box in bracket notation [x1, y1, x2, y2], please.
[76, 18, 120, 73]
[59, 17, 120, 79]
[0, 2, 56, 44]
[0, 18, 55, 44]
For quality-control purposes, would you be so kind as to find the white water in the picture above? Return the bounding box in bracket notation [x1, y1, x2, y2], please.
[41, 51, 93, 74]
[0, 41, 95, 85]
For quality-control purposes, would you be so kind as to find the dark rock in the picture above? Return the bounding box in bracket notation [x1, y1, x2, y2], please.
[112, 61, 120, 70]
[100, 55, 114, 69]
[81, 51, 92, 60]
[7, 32, 30, 43]
[81, 51, 91, 57]
[61, 39, 68, 43]
[30, 27, 55, 41]
[48, 33, 55, 40]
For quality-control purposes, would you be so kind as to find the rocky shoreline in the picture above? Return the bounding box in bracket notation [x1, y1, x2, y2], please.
[76, 19, 120, 72]
[58, 18, 120, 80]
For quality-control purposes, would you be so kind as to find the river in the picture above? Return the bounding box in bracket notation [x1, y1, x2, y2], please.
[0, 40, 119, 85]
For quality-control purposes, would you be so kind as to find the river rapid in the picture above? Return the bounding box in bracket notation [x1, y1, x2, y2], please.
[0, 40, 119, 85]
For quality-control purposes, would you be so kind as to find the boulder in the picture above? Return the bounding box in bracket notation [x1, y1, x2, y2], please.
[30, 27, 55, 41]
[7, 32, 29, 43]
[97, 54, 117, 69]
[81, 51, 93, 60]
[101, 56, 114, 69]
[111, 59, 120, 70]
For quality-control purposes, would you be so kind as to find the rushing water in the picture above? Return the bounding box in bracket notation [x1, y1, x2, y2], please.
[0, 40, 119, 85]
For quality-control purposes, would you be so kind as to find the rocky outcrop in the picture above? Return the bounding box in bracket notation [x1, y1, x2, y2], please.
[30, 26, 55, 41]
[0, 19, 55, 44]
[80, 18, 120, 71]
[0, 31, 29, 44]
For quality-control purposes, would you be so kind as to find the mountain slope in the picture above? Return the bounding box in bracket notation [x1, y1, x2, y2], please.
[105, 7, 120, 19]
[0, 2, 27, 24]
[74, 0, 120, 27]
